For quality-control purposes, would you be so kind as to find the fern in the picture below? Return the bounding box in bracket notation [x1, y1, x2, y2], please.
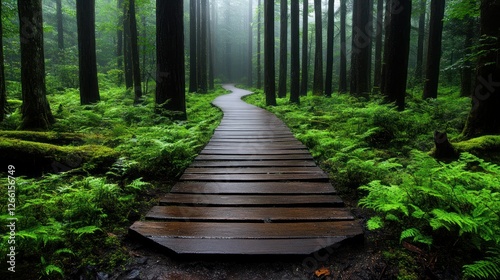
[400, 228, 433, 246]
[72, 225, 102, 237]
[463, 248, 500, 279]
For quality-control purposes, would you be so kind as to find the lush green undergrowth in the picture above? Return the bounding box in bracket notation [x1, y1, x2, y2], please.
[245, 88, 499, 279]
[0, 86, 226, 278]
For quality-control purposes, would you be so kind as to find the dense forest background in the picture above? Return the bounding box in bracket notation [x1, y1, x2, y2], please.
[0, 0, 499, 279]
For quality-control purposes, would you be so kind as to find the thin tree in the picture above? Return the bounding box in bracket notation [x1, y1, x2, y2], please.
[76, 0, 100, 105]
[189, 0, 197, 92]
[248, 0, 253, 87]
[264, 0, 276, 106]
[257, 0, 262, 88]
[156, 0, 186, 119]
[338, 0, 347, 93]
[324, 0, 334, 97]
[350, 0, 372, 96]
[290, 0, 300, 104]
[117, 0, 123, 85]
[18, 0, 54, 129]
[462, 0, 500, 138]
[312, 0, 323, 96]
[208, 1, 215, 90]
[460, 16, 475, 97]
[381, 0, 412, 111]
[422, 0, 445, 99]
[0, 0, 6, 123]
[199, 0, 208, 93]
[56, 0, 64, 50]
[123, 1, 133, 89]
[373, 0, 384, 92]
[278, 0, 288, 98]
[300, 0, 309, 96]
[415, 0, 426, 82]
[129, 0, 142, 102]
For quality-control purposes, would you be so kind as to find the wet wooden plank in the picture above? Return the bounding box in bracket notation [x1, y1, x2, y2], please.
[199, 149, 310, 155]
[203, 144, 306, 150]
[190, 160, 317, 167]
[183, 167, 325, 174]
[146, 206, 353, 221]
[195, 154, 314, 161]
[179, 173, 329, 182]
[170, 182, 336, 194]
[160, 194, 343, 207]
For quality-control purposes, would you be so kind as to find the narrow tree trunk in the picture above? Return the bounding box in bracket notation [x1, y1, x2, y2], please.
[248, 0, 253, 87]
[156, 0, 186, 119]
[460, 16, 475, 97]
[199, 0, 208, 93]
[189, 0, 198, 92]
[197, 0, 202, 86]
[415, 0, 426, 82]
[381, 0, 412, 111]
[312, 0, 323, 96]
[290, 0, 300, 104]
[123, 2, 133, 89]
[129, 0, 142, 102]
[117, 0, 123, 85]
[338, 0, 347, 93]
[264, 0, 276, 106]
[0, 0, 6, 123]
[208, 1, 215, 90]
[257, 0, 262, 89]
[225, 0, 232, 82]
[324, 0, 334, 97]
[462, 0, 500, 138]
[278, 0, 288, 98]
[56, 0, 64, 50]
[350, 0, 372, 96]
[76, 0, 100, 105]
[373, 0, 384, 92]
[300, 0, 309, 96]
[423, 0, 445, 99]
[18, 0, 54, 129]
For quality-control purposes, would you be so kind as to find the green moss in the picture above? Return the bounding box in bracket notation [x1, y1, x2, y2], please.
[0, 131, 103, 145]
[454, 135, 500, 162]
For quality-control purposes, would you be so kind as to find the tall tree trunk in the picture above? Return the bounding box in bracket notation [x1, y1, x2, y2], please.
[423, 0, 445, 99]
[325, 0, 334, 97]
[264, 0, 276, 106]
[312, 0, 323, 96]
[199, 0, 208, 93]
[248, 0, 253, 87]
[300, 0, 309, 96]
[373, 0, 384, 92]
[415, 0, 426, 82]
[350, 0, 372, 96]
[18, 0, 54, 129]
[0, 0, 6, 123]
[129, 0, 142, 102]
[290, 0, 300, 104]
[278, 0, 288, 98]
[460, 16, 475, 97]
[381, 0, 412, 111]
[56, 0, 64, 50]
[197, 0, 202, 86]
[123, 2, 133, 89]
[257, 0, 262, 89]
[225, 0, 232, 82]
[462, 0, 500, 138]
[117, 0, 123, 85]
[189, 0, 197, 92]
[338, 0, 347, 93]
[156, 0, 186, 119]
[208, 1, 215, 90]
[76, 0, 100, 105]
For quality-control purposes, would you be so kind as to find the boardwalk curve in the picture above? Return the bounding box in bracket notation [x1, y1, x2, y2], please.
[129, 84, 363, 255]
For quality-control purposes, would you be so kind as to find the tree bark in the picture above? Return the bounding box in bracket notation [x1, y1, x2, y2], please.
[312, 0, 323, 96]
[117, 0, 123, 85]
[462, 0, 500, 138]
[189, 0, 197, 92]
[338, 0, 347, 93]
[325, 0, 334, 97]
[18, 0, 54, 129]
[156, 0, 186, 119]
[290, 0, 300, 104]
[129, 0, 142, 102]
[423, 0, 445, 99]
[415, 0, 426, 82]
[381, 0, 412, 111]
[264, 0, 276, 106]
[373, 0, 384, 92]
[225, 0, 232, 82]
[56, 0, 64, 50]
[0, 0, 6, 123]
[278, 0, 288, 98]
[76, 0, 100, 105]
[300, 0, 309, 96]
[257, 0, 262, 89]
[350, 0, 372, 96]
[460, 16, 475, 97]
[248, 0, 253, 87]
[123, 1, 133, 89]
[199, 0, 208, 93]
[208, 1, 215, 90]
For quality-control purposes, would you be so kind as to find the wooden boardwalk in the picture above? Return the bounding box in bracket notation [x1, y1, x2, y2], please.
[129, 85, 363, 255]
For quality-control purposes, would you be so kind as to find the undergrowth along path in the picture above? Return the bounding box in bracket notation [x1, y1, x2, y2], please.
[129, 84, 363, 255]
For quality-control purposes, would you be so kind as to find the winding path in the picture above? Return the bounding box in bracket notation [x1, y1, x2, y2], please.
[129, 85, 363, 255]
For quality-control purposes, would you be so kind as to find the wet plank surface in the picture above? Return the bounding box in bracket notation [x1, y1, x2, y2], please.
[129, 84, 363, 255]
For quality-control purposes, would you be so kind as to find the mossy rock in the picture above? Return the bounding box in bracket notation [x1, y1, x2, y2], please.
[0, 131, 103, 145]
[451, 135, 500, 162]
[0, 137, 119, 176]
